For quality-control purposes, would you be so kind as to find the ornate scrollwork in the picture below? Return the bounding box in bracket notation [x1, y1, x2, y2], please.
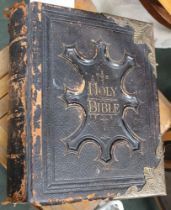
[55, 40, 141, 163]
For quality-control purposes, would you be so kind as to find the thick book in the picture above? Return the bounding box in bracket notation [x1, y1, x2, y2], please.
[7, 1, 166, 205]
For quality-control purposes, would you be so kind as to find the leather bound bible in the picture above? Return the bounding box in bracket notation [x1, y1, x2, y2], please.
[7, 1, 166, 205]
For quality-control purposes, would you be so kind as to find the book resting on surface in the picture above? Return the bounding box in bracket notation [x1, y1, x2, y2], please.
[7, 1, 166, 205]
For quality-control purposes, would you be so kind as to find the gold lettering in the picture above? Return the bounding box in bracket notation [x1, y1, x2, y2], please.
[88, 100, 97, 113]
[97, 102, 101, 113]
[108, 103, 112, 112]
[114, 103, 120, 113]
[88, 100, 120, 114]
[105, 87, 111, 96]
[87, 78, 119, 116]
[95, 83, 98, 96]
[110, 87, 115, 97]
[88, 82, 93, 96]
[101, 103, 108, 113]
[88, 82, 115, 97]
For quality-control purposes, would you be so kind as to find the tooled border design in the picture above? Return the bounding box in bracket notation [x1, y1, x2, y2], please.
[42, 10, 145, 194]
[38, 4, 165, 198]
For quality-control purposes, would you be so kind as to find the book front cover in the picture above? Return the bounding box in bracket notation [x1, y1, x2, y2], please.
[27, 2, 165, 204]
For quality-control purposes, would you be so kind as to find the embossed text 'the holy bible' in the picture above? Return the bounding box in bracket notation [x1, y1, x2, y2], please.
[7, 1, 166, 205]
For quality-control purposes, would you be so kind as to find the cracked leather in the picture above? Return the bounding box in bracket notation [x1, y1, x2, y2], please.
[7, 2, 163, 205]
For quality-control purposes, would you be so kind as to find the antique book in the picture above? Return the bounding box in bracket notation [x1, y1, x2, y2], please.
[7, 1, 166, 206]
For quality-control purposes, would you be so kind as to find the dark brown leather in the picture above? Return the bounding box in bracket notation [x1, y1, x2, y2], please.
[7, 2, 27, 202]
[7, 2, 165, 205]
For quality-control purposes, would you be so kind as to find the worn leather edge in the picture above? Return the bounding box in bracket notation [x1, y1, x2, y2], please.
[27, 4, 165, 206]
[103, 14, 166, 198]
[103, 14, 157, 76]
[7, 2, 28, 202]
[0, 3, 166, 206]
[27, 4, 166, 205]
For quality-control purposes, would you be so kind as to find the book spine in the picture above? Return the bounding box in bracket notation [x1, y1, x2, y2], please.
[7, 2, 28, 202]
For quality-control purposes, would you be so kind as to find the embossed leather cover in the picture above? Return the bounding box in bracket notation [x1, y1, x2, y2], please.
[7, 2, 166, 205]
